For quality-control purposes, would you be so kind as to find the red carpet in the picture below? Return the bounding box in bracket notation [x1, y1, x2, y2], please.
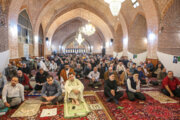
[1, 93, 111, 120]
[96, 92, 180, 120]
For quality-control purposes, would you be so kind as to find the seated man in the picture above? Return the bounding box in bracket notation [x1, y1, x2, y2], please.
[60, 63, 75, 82]
[104, 73, 124, 104]
[0, 72, 7, 96]
[40, 75, 63, 105]
[64, 73, 84, 105]
[137, 66, 148, 84]
[83, 63, 92, 78]
[104, 67, 120, 85]
[146, 60, 154, 72]
[126, 72, 146, 101]
[88, 67, 102, 88]
[49, 60, 57, 72]
[161, 71, 180, 97]
[22, 63, 30, 77]
[34, 68, 49, 91]
[74, 64, 83, 79]
[116, 62, 126, 85]
[130, 63, 137, 75]
[0, 76, 24, 108]
[5, 63, 17, 81]
[17, 70, 33, 90]
[159, 68, 167, 81]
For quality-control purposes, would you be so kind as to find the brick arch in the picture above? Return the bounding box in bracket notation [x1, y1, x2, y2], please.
[51, 17, 105, 47]
[44, 8, 113, 55]
[128, 14, 147, 54]
[45, 2, 114, 37]
[130, 11, 146, 28]
[161, 0, 174, 20]
[46, 8, 113, 42]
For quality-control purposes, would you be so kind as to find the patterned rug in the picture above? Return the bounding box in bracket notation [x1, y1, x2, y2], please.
[11, 100, 41, 118]
[1, 91, 112, 120]
[144, 91, 178, 104]
[96, 92, 180, 120]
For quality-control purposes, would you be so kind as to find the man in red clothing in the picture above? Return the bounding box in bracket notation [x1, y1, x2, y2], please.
[17, 70, 33, 90]
[161, 71, 180, 97]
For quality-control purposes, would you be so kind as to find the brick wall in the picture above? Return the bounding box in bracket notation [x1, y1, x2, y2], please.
[0, 1, 9, 52]
[158, 0, 180, 55]
[128, 14, 147, 54]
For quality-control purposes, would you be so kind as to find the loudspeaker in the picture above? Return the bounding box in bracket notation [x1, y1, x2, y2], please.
[46, 37, 48, 41]
[102, 48, 106, 57]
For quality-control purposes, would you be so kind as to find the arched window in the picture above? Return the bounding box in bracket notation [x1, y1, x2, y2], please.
[18, 10, 33, 44]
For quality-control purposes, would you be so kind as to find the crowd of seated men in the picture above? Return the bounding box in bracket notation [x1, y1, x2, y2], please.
[0, 53, 179, 108]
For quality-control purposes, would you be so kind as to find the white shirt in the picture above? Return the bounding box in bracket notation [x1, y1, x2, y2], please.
[49, 63, 57, 71]
[2, 83, 24, 103]
[40, 61, 48, 71]
[88, 71, 100, 81]
[116, 64, 126, 73]
[127, 78, 140, 93]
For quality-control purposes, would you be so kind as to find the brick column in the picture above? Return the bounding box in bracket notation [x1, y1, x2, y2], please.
[140, 0, 159, 59]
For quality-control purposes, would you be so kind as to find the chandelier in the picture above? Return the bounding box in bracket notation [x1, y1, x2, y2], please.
[104, 0, 125, 16]
[75, 32, 84, 45]
[80, 23, 96, 36]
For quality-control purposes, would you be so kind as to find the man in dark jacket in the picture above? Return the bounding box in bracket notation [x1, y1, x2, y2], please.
[34, 68, 49, 91]
[104, 73, 124, 104]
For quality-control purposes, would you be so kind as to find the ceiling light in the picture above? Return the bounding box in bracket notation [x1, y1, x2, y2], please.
[104, 0, 125, 16]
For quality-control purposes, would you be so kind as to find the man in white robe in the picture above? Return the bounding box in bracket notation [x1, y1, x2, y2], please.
[64, 72, 84, 105]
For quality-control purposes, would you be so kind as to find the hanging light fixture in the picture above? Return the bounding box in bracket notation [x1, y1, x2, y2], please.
[80, 22, 96, 36]
[104, 0, 125, 16]
[75, 32, 84, 45]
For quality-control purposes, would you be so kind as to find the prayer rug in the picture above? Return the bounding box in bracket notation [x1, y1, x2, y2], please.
[1, 91, 112, 120]
[96, 92, 180, 120]
[144, 91, 178, 103]
[64, 101, 91, 118]
[11, 100, 41, 118]
[28, 90, 42, 96]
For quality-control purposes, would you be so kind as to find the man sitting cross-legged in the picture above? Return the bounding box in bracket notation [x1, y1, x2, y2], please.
[104, 73, 124, 105]
[64, 73, 84, 105]
[126, 72, 146, 101]
[40, 75, 63, 105]
[34, 68, 49, 91]
[161, 71, 180, 97]
[17, 70, 33, 91]
[0, 76, 24, 108]
[88, 67, 102, 88]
